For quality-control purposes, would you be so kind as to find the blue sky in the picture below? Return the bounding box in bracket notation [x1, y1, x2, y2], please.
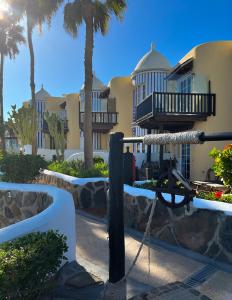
[3, 0, 232, 118]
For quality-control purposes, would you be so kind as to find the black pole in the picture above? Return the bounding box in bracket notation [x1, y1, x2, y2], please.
[199, 132, 232, 142]
[108, 132, 125, 283]
[122, 132, 232, 144]
[147, 129, 151, 163]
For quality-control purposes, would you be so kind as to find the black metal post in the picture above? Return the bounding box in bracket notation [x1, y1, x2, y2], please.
[108, 132, 125, 283]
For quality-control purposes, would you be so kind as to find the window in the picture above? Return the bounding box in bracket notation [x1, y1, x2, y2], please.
[181, 144, 190, 179]
[142, 85, 146, 100]
[93, 132, 101, 150]
[50, 136, 55, 150]
[177, 74, 193, 112]
[178, 74, 192, 93]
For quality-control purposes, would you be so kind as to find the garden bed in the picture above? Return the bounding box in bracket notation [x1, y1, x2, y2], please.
[134, 180, 232, 204]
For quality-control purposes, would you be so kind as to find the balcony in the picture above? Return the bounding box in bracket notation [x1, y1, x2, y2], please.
[79, 112, 118, 132]
[43, 119, 69, 133]
[136, 92, 216, 131]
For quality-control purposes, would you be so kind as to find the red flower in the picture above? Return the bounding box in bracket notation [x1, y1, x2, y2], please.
[224, 144, 232, 151]
[214, 191, 223, 199]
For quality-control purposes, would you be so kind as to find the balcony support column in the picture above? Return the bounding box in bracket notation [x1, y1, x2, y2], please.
[147, 129, 151, 163]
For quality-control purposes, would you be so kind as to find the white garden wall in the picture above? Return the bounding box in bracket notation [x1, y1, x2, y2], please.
[0, 183, 76, 262]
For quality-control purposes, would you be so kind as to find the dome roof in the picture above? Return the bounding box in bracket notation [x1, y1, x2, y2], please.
[35, 85, 50, 100]
[81, 73, 105, 91]
[133, 43, 170, 74]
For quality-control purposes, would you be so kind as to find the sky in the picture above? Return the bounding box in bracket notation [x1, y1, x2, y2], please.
[2, 0, 232, 119]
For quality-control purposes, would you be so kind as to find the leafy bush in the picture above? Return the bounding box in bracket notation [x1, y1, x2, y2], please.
[47, 160, 79, 177]
[93, 156, 104, 164]
[210, 144, 232, 187]
[0, 154, 48, 183]
[197, 191, 232, 204]
[134, 180, 157, 190]
[0, 230, 68, 300]
[48, 159, 108, 178]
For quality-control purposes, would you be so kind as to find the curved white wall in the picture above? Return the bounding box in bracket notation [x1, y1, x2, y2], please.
[0, 183, 76, 262]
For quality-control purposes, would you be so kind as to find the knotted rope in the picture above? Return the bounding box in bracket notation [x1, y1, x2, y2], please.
[143, 131, 203, 145]
[103, 194, 158, 300]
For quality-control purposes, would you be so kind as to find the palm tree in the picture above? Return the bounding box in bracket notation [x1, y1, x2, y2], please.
[0, 12, 25, 151]
[64, 0, 126, 169]
[7, 0, 63, 154]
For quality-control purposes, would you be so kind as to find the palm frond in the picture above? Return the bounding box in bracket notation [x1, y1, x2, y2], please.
[36, 0, 64, 29]
[0, 12, 25, 59]
[106, 0, 126, 20]
[64, 1, 84, 37]
[7, 0, 63, 30]
[93, 1, 109, 35]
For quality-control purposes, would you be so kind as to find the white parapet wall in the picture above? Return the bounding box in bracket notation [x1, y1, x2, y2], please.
[37, 148, 109, 162]
[0, 183, 76, 262]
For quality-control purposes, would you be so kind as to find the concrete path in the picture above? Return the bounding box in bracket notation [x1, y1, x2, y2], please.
[75, 212, 232, 299]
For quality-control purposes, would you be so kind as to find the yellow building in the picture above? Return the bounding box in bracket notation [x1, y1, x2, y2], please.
[23, 41, 232, 181]
[135, 41, 232, 180]
[23, 73, 133, 157]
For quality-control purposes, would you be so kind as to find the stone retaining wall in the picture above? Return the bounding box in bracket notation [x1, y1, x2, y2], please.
[35, 173, 232, 264]
[0, 190, 52, 229]
[34, 174, 108, 216]
[124, 192, 232, 264]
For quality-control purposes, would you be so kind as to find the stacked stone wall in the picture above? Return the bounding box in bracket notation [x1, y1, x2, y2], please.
[34, 174, 108, 216]
[0, 190, 52, 229]
[35, 173, 232, 264]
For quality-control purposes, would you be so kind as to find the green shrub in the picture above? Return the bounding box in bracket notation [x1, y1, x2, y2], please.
[93, 156, 104, 164]
[48, 159, 109, 178]
[209, 144, 232, 187]
[0, 154, 48, 183]
[134, 179, 157, 190]
[48, 160, 79, 177]
[0, 230, 68, 300]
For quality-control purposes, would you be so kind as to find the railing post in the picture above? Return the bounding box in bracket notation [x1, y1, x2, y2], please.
[108, 132, 125, 283]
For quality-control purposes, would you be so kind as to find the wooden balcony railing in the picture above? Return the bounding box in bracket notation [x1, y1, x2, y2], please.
[79, 112, 118, 125]
[136, 92, 216, 123]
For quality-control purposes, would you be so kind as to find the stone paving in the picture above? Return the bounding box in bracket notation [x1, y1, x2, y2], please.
[129, 282, 211, 300]
[76, 212, 232, 300]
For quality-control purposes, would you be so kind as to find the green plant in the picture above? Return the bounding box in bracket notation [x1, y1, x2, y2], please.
[7, 105, 38, 148]
[210, 144, 232, 188]
[44, 111, 66, 161]
[0, 230, 68, 300]
[134, 179, 157, 191]
[48, 159, 108, 178]
[93, 156, 104, 164]
[0, 154, 48, 182]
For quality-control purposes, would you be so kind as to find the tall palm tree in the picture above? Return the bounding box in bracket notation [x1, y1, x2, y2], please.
[0, 11, 25, 151]
[7, 0, 63, 154]
[64, 0, 126, 169]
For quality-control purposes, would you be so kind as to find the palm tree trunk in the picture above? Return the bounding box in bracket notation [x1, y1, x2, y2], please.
[0, 52, 5, 151]
[27, 16, 37, 155]
[84, 15, 94, 169]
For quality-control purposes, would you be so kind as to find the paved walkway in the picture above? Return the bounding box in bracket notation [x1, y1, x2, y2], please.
[76, 212, 232, 300]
